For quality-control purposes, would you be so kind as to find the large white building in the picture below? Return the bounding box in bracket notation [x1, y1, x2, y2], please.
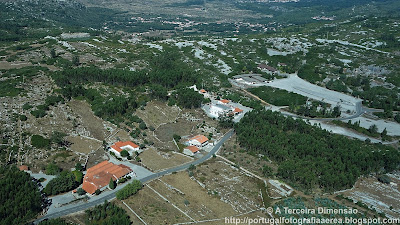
[209, 104, 232, 118]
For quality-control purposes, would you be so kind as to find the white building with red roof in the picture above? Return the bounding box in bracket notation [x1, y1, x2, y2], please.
[110, 141, 139, 157]
[187, 135, 209, 148]
[183, 146, 199, 156]
[82, 160, 133, 195]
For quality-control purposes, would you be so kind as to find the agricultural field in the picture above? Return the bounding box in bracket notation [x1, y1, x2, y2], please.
[122, 169, 266, 224]
[340, 173, 400, 219]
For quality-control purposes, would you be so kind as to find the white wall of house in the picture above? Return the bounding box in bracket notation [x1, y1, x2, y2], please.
[183, 149, 195, 156]
[121, 145, 139, 152]
[110, 148, 121, 157]
[188, 139, 208, 148]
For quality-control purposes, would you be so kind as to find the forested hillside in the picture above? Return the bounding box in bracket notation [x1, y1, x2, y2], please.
[0, 166, 44, 224]
[235, 110, 400, 191]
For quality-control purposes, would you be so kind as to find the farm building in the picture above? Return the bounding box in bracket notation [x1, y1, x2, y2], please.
[209, 104, 232, 118]
[258, 63, 277, 74]
[183, 146, 199, 156]
[110, 141, 139, 157]
[82, 160, 133, 195]
[187, 135, 209, 148]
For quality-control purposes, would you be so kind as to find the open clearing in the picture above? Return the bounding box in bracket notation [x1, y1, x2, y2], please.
[155, 118, 198, 142]
[266, 74, 361, 113]
[67, 99, 112, 140]
[123, 183, 190, 225]
[65, 136, 102, 154]
[152, 171, 238, 221]
[341, 173, 400, 219]
[135, 100, 181, 129]
[192, 159, 264, 213]
[140, 148, 193, 172]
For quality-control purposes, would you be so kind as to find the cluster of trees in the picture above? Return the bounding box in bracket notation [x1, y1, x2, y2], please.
[332, 120, 386, 139]
[53, 49, 198, 90]
[43, 171, 80, 196]
[85, 200, 131, 225]
[31, 135, 51, 149]
[250, 86, 307, 106]
[354, 86, 400, 112]
[291, 102, 341, 118]
[116, 180, 142, 200]
[39, 218, 71, 225]
[235, 109, 400, 191]
[31, 131, 68, 149]
[31, 95, 64, 118]
[0, 166, 44, 224]
[45, 162, 61, 175]
[174, 88, 207, 108]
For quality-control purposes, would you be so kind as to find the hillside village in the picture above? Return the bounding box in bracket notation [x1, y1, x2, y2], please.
[0, 0, 400, 224]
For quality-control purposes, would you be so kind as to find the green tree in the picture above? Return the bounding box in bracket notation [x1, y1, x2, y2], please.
[46, 163, 60, 175]
[381, 128, 388, 137]
[139, 121, 147, 130]
[368, 124, 378, 134]
[116, 180, 142, 200]
[44, 171, 79, 195]
[75, 162, 83, 171]
[50, 48, 57, 58]
[31, 135, 51, 148]
[85, 201, 130, 225]
[72, 170, 83, 184]
[120, 150, 129, 157]
[109, 178, 116, 190]
[77, 188, 86, 195]
[72, 55, 80, 66]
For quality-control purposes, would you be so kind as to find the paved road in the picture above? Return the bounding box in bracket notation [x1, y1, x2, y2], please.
[34, 129, 234, 224]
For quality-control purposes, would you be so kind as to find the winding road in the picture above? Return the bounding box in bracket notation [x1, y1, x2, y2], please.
[34, 129, 234, 224]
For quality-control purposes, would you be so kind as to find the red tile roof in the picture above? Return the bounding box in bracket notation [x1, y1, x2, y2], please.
[234, 107, 243, 113]
[111, 141, 139, 153]
[19, 165, 29, 171]
[82, 161, 132, 194]
[199, 89, 207, 93]
[190, 135, 209, 144]
[185, 146, 199, 153]
[219, 99, 230, 104]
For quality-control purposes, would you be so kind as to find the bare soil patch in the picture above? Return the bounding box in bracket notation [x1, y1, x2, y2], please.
[193, 159, 264, 213]
[66, 136, 102, 154]
[26, 103, 74, 136]
[67, 99, 111, 140]
[62, 211, 87, 224]
[140, 148, 192, 172]
[155, 118, 197, 142]
[135, 100, 181, 129]
[0, 60, 32, 69]
[152, 171, 238, 221]
[123, 185, 190, 225]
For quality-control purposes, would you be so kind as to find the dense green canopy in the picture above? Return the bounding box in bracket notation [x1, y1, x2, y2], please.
[0, 166, 44, 225]
[235, 109, 400, 191]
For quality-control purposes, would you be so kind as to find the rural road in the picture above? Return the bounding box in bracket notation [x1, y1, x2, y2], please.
[34, 129, 234, 224]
